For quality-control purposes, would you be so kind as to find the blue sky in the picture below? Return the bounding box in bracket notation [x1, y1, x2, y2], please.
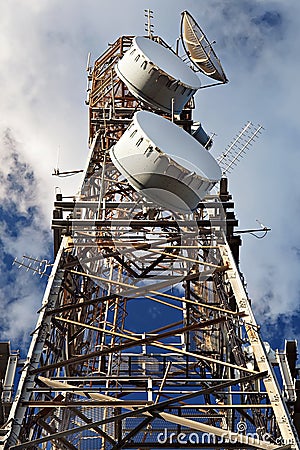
[0, 0, 300, 354]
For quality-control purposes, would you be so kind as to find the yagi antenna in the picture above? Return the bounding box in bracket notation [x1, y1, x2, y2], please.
[217, 122, 264, 175]
[144, 9, 154, 39]
[13, 255, 52, 277]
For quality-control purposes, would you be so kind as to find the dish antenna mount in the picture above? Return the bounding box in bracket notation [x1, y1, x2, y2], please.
[181, 10, 228, 84]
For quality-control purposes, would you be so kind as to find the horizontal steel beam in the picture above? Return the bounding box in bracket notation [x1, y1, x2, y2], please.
[54, 200, 235, 210]
[30, 317, 228, 375]
[22, 401, 273, 409]
[52, 219, 238, 228]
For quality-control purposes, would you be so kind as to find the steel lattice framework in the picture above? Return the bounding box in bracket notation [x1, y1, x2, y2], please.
[1, 35, 300, 450]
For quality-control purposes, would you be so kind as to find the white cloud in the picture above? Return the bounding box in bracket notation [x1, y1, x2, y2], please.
[0, 268, 45, 345]
[0, 128, 51, 348]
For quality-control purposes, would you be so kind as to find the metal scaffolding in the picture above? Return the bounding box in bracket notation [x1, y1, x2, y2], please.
[1, 34, 300, 450]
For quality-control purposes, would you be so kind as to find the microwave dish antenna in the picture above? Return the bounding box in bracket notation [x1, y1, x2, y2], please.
[110, 111, 221, 212]
[115, 36, 201, 114]
[181, 10, 228, 84]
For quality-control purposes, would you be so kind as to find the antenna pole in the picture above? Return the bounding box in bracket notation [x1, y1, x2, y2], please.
[144, 9, 154, 38]
[86, 51, 91, 72]
[175, 37, 180, 55]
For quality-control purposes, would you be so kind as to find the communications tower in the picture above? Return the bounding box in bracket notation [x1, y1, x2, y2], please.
[1, 10, 300, 450]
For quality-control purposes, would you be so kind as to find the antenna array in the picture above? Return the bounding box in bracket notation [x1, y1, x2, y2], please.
[144, 9, 154, 38]
[217, 121, 264, 175]
[13, 255, 51, 277]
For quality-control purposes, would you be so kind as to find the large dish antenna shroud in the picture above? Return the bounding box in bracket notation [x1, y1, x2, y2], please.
[181, 10, 228, 83]
[110, 111, 221, 212]
[115, 36, 201, 114]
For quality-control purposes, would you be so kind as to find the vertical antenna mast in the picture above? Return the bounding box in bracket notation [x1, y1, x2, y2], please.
[144, 9, 154, 38]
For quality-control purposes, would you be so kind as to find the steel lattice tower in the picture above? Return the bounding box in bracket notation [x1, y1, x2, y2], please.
[1, 30, 300, 450]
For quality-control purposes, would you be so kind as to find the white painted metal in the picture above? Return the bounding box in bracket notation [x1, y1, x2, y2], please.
[110, 111, 221, 211]
[277, 350, 297, 402]
[1, 237, 68, 448]
[116, 36, 201, 114]
[2, 352, 18, 404]
[219, 242, 300, 450]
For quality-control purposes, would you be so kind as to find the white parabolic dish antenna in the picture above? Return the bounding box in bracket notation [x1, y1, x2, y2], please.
[116, 36, 201, 114]
[110, 111, 222, 212]
[181, 10, 228, 83]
